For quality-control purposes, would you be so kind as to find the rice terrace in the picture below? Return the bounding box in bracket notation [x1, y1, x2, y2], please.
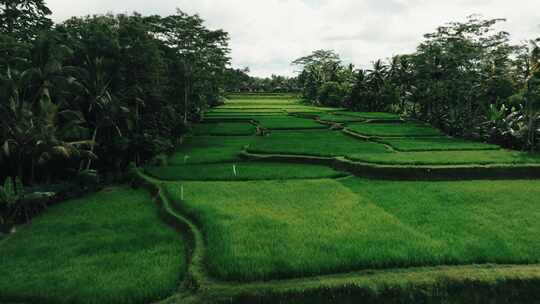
[2, 1, 540, 303]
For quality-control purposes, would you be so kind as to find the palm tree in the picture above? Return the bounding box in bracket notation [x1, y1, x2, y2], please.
[66, 56, 130, 170]
[367, 60, 389, 110]
[523, 39, 540, 151]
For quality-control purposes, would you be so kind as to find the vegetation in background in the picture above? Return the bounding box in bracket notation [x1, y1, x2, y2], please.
[224, 67, 298, 93]
[0, 1, 230, 227]
[294, 17, 540, 152]
[0, 1, 230, 185]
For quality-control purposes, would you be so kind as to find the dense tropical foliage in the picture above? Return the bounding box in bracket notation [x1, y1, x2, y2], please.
[224, 67, 298, 92]
[294, 17, 540, 151]
[0, 1, 230, 229]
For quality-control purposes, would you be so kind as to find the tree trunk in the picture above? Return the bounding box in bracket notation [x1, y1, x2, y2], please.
[85, 127, 99, 170]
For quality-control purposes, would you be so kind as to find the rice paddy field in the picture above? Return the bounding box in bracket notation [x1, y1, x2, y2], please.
[0, 187, 185, 304]
[3, 93, 540, 303]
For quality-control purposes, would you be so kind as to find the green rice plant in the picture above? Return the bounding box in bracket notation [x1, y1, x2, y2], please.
[209, 108, 286, 114]
[144, 162, 347, 181]
[164, 178, 540, 282]
[0, 186, 185, 304]
[334, 111, 401, 120]
[255, 116, 327, 130]
[248, 130, 389, 157]
[347, 122, 444, 137]
[317, 113, 366, 123]
[223, 100, 299, 106]
[226, 94, 299, 100]
[378, 137, 501, 152]
[347, 149, 540, 165]
[217, 105, 315, 110]
[169, 136, 254, 164]
[192, 122, 256, 136]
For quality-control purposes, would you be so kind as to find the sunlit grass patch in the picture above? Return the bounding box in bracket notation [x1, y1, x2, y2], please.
[0, 186, 185, 304]
[145, 162, 346, 181]
[255, 116, 327, 130]
[347, 122, 444, 137]
[334, 111, 401, 120]
[317, 113, 366, 123]
[209, 108, 287, 113]
[169, 136, 254, 164]
[164, 178, 540, 283]
[165, 179, 442, 281]
[248, 130, 389, 157]
[347, 149, 540, 165]
[340, 177, 540, 263]
[379, 137, 501, 152]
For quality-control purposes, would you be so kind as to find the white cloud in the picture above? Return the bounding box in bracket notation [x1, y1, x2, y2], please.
[45, 0, 540, 77]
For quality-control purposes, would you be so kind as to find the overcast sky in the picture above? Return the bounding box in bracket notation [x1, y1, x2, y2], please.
[45, 0, 539, 77]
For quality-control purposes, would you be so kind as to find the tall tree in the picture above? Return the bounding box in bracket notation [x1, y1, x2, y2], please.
[0, 0, 52, 41]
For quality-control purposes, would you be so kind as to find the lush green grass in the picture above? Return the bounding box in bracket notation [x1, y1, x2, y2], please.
[248, 130, 389, 157]
[348, 149, 540, 165]
[379, 137, 501, 152]
[209, 108, 287, 113]
[255, 116, 328, 130]
[347, 122, 444, 137]
[286, 107, 340, 113]
[169, 136, 253, 164]
[290, 112, 326, 118]
[165, 178, 540, 282]
[217, 105, 316, 110]
[317, 113, 366, 123]
[226, 94, 299, 100]
[145, 162, 347, 181]
[340, 178, 540, 264]
[334, 111, 401, 120]
[192, 122, 256, 136]
[0, 186, 185, 304]
[166, 179, 437, 281]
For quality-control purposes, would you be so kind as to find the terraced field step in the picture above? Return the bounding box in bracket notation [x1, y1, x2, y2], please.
[242, 151, 540, 180]
[144, 162, 348, 181]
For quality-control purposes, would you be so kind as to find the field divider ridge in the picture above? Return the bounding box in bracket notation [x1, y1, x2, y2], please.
[130, 169, 216, 294]
[241, 150, 540, 180]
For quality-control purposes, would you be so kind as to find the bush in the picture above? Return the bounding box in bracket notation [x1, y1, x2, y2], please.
[318, 82, 349, 106]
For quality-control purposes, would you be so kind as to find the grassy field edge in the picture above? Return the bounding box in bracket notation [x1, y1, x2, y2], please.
[241, 150, 540, 180]
[132, 167, 540, 304]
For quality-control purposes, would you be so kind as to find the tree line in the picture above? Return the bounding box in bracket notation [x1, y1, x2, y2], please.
[294, 16, 540, 151]
[0, 0, 231, 187]
[224, 67, 299, 93]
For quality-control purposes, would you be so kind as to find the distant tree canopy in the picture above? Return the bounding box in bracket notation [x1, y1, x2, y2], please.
[294, 16, 540, 152]
[0, 0, 52, 41]
[224, 67, 299, 93]
[0, 1, 231, 185]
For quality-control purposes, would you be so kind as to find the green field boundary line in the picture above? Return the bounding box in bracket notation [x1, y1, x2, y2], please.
[343, 127, 446, 139]
[241, 151, 540, 180]
[341, 128, 396, 152]
[343, 128, 503, 153]
[130, 170, 215, 295]
[314, 118, 345, 129]
[240, 150, 335, 165]
[159, 187, 215, 290]
[363, 118, 405, 124]
[199, 263, 540, 303]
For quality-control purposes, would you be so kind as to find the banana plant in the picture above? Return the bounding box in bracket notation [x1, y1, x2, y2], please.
[0, 177, 23, 231]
